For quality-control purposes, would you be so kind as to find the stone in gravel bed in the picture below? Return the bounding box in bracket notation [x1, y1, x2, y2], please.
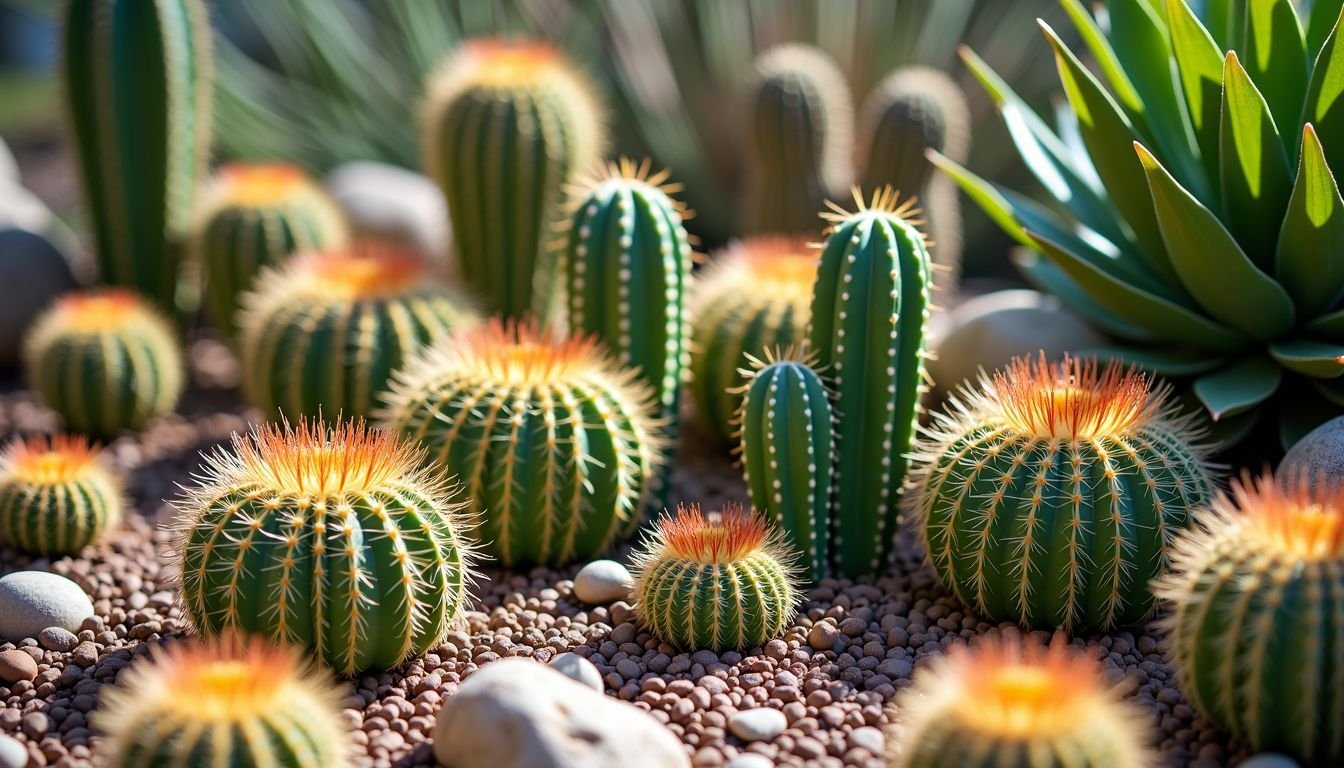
[1236, 756, 1301, 768]
[37, 626, 78, 652]
[573, 559, 635, 604]
[728, 709, 787, 742]
[0, 734, 26, 768]
[0, 571, 94, 641]
[0, 649, 37, 683]
[1278, 415, 1344, 492]
[549, 652, 604, 691]
[725, 756, 774, 768]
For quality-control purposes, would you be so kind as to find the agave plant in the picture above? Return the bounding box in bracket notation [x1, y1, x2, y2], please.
[934, 0, 1344, 449]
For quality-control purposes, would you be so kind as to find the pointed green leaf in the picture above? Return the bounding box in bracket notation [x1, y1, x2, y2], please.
[1167, 0, 1227, 190]
[1307, 0, 1344, 52]
[1012, 248, 1162, 342]
[1192, 356, 1284, 419]
[1269, 339, 1344, 377]
[1244, 0, 1309, 158]
[1088, 345, 1230, 376]
[1179, 389, 1262, 448]
[1307, 305, 1344, 335]
[1220, 52, 1295, 270]
[1057, 0, 1145, 114]
[1304, 7, 1344, 176]
[1276, 124, 1344, 316]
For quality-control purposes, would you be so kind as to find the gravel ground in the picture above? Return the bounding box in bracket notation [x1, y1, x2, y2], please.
[0, 339, 1248, 768]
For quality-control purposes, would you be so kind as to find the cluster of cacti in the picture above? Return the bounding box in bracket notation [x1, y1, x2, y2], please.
[423, 39, 605, 320]
[0, 435, 122, 555]
[630, 503, 800, 651]
[61, 0, 213, 311]
[193, 163, 349, 342]
[238, 240, 476, 420]
[378, 320, 665, 568]
[23, 289, 184, 436]
[94, 633, 351, 767]
[173, 419, 477, 675]
[894, 635, 1154, 768]
[689, 237, 816, 442]
[1156, 474, 1344, 764]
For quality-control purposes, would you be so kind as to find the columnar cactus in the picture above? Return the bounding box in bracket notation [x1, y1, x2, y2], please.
[689, 237, 816, 442]
[24, 289, 185, 436]
[61, 0, 213, 310]
[631, 504, 800, 651]
[95, 634, 351, 767]
[378, 320, 665, 568]
[0, 435, 122, 555]
[894, 635, 1154, 768]
[908, 354, 1216, 632]
[809, 188, 931, 576]
[238, 240, 476, 420]
[423, 39, 605, 319]
[744, 45, 853, 234]
[173, 420, 477, 676]
[737, 348, 834, 581]
[1156, 474, 1344, 764]
[194, 163, 348, 342]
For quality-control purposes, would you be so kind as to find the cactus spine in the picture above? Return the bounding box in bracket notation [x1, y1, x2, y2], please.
[423, 39, 604, 319]
[0, 435, 122, 556]
[378, 320, 666, 568]
[61, 0, 213, 310]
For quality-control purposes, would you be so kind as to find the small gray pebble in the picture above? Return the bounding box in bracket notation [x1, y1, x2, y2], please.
[0, 571, 94, 641]
[728, 708, 787, 742]
[849, 725, 885, 754]
[1237, 755, 1302, 768]
[573, 560, 635, 604]
[38, 626, 78, 652]
[725, 755, 774, 768]
[548, 652, 604, 692]
[0, 734, 26, 768]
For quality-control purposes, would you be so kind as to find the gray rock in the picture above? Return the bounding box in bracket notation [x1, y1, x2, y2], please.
[725, 756, 774, 768]
[324, 161, 451, 263]
[0, 571, 95, 642]
[37, 626, 78, 652]
[1279, 415, 1344, 492]
[0, 227, 79, 366]
[1236, 755, 1301, 768]
[727, 708, 787, 742]
[848, 725, 885, 753]
[573, 559, 634, 604]
[433, 657, 689, 768]
[548, 652, 604, 692]
[0, 182, 52, 234]
[0, 734, 26, 768]
[0, 138, 16, 185]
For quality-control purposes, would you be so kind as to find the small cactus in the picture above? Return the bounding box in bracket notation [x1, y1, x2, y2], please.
[95, 633, 351, 767]
[689, 237, 816, 442]
[24, 289, 185, 436]
[1156, 474, 1344, 764]
[173, 419, 478, 675]
[893, 635, 1154, 768]
[378, 320, 666, 568]
[908, 354, 1216, 632]
[237, 240, 476, 420]
[630, 503, 801, 651]
[0, 435, 122, 556]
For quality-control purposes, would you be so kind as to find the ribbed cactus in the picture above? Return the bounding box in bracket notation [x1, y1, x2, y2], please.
[194, 163, 348, 342]
[61, 0, 212, 310]
[0, 435, 122, 556]
[744, 45, 853, 235]
[631, 504, 800, 651]
[173, 420, 477, 676]
[809, 188, 931, 576]
[423, 39, 604, 319]
[23, 289, 184, 436]
[238, 240, 476, 420]
[378, 320, 665, 568]
[689, 237, 816, 442]
[894, 635, 1154, 768]
[95, 634, 351, 767]
[1156, 474, 1344, 764]
[908, 354, 1216, 632]
[737, 348, 833, 581]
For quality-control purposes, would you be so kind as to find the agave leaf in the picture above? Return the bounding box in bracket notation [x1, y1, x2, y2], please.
[1178, 389, 1262, 448]
[1221, 52, 1296, 267]
[1192, 356, 1284, 419]
[1304, 6, 1344, 176]
[1203, 0, 1248, 50]
[1087, 345, 1230, 376]
[1244, 0, 1310, 158]
[1012, 248, 1163, 341]
[1269, 338, 1344, 377]
[1308, 0, 1344, 52]
[1307, 305, 1344, 335]
[1277, 125, 1344, 316]
[1057, 0, 1146, 114]
[1167, 0, 1227, 191]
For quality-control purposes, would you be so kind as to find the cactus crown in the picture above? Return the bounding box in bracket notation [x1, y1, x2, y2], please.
[701, 237, 816, 302]
[1180, 474, 1344, 562]
[436, 319, 612, 386]
[210, 163, 312, 207]
[647, 502, 790, 566]
[282, 240, 432, 300]
[2, 435, 102, 485]
[44, 289, 153, 333]
[455, 39, 563, 85]
[821, 186, 925, 235]
[988, 354, 1168, 440]
[568, 156, 691, 218]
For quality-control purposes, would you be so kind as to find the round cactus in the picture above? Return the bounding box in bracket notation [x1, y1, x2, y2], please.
[23, 289, 185, 436]
[378, 320, 665, 568]
[1156, 474, 1344, 764]
[173, 419, 478, 676]
[0, 435, 122, 555]
[95, 633, 351, 767]
[894, 635, 1154, 768]
[630, 503, 801, 651]
[908, 354, 1216, 632]
[689, 237, 816, 442]
[237, 239, 476, 420]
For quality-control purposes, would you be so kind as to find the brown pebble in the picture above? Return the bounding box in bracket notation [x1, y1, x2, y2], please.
[0, 649, 38, 683]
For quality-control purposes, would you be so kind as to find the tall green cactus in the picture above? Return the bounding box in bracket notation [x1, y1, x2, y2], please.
[808, 188, 931, 576]
[423, 39, 605, 319]
[0, 435, 122, 556]
[62, 0, 213, 310]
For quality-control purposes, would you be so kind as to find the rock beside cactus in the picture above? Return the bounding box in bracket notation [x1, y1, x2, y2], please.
[0, 571, 94, 642]
[1277, 415, 1344, 493]
[0, 227, 79, 368]
[0, 435, 121, 556]
[324, 161, 451, 264]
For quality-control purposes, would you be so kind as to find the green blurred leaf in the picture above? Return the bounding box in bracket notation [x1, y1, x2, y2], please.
[1193, 356, 1283, 419]
[1167, 0, 1226, 192]
[1243, 0, 1309, 158]
[1276, 124, 1344, 316]
[1269, 339, 1344, 377]
[1087, 345, 1230, 376]
[1057, 0, 1145, 114]
[1011, 248, 1162, 341]
[1305, 6, 1344, 177]
[1307, 305, 1344, 335]
[1307, 0, 1344, 52]
[1220, 52, 1295, 269]
[1203, 0, 1248, 50]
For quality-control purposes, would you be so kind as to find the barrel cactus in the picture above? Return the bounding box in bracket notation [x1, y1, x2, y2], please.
[0, 435, 122, 556]
[908, 354, 1216, 632]
[24, 289, 184, 436]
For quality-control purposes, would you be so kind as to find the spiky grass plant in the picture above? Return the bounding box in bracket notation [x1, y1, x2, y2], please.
[631, 503, 801, 652]
[893, 635, 1154, 768]
[173, 419, 478, 675]
[378, 320, 665, 568]
[0, 435, 122, 556]
[1156, 474, 1344, 764]
[95, 634, 351, 767]
[24, 289, 185, 436]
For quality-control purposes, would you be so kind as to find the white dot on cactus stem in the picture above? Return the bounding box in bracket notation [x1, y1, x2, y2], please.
[840, 292, 849, 301]
[772, 480, 781, 489]
[843, 274, 852, 283]
[847, 253, 857, 263]
[620, 237, 633, 248]
[808, 479, 816, 488]
[580, 226, 591, 237]
[836, 345, 844, 355]
[850, 235, 860, 245]
[576, 245, 588, 258]
[838, 311, 847, 320]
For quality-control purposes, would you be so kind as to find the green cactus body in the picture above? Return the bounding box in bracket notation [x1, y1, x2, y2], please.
[378, 321, 665, 568]
[24, 290, 184, 436]
[174, 421, 477, 676]
[689, 237, 815, 443]
[0, 435, 122, 555]
[194, 163, 348, 342]
[738, 349, 833, 581]
[62, 0, 212, 310]
[631, 504, 800, 652]
[423, 39, 604, 320]
[744, 45, 853, 235]
[808, 189, 931, 576]
[238, 241, 476, 420]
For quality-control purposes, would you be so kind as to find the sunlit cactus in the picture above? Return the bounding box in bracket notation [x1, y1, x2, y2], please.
[0, 435, 122, 556]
